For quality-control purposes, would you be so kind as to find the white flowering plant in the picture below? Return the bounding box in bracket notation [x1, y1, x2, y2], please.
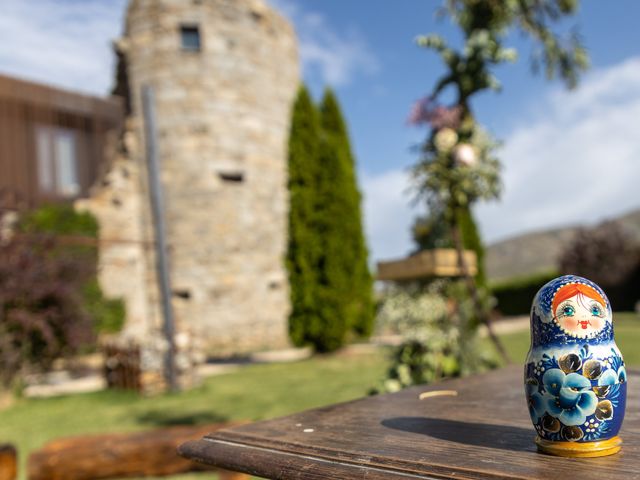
[373, 281, 499, 393]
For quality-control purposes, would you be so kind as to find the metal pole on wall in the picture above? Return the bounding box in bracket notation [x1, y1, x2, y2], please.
[141, 85, 178, 392]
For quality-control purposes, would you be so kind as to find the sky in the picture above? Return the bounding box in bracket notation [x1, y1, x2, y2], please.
[2, 0, 640, 263]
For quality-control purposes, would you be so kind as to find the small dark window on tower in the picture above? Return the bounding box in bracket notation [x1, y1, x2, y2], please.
[173, 289, 192, 300]
[180, 25, 201, 51]
[218, 171, 245, 183]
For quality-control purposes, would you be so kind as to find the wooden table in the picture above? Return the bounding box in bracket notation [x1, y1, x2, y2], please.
[179, 365, 640, 479]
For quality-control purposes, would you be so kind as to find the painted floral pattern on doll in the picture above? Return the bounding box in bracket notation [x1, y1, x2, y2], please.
[524, 275, 626, 444]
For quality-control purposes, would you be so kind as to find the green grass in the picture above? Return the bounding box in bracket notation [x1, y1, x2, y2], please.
[0, 350, 390, 480]
[492, 312, 640, 363]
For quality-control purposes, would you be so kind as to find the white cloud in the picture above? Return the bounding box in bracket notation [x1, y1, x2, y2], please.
[363, 56, 640, 262]
[476, 56, 640, 243]
[0, 0, 379, 92]
[361, 169, 423, 263]
[0, 0, 126, 96]
[269, 0, 379, 86]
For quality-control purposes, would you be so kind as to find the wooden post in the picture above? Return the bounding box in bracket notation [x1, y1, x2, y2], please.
[0, 444, 17, 480]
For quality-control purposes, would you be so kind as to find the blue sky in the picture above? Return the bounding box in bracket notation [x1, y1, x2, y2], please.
[279, 0, 640, 171]
[2, 0, 640, 263]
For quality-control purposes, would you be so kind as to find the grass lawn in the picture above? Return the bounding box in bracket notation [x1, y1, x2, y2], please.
[0, 349, 391, 480]
[492, 312, 640, 363]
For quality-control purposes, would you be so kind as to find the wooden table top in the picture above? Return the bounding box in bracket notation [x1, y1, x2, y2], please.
[179, 365, 640, 479]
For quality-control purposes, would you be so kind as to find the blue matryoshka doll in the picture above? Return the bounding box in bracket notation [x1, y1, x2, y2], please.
[525, 275, 626, 457]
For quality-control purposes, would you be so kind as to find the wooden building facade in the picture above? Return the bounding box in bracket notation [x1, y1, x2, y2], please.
[0, 74, 123, 210]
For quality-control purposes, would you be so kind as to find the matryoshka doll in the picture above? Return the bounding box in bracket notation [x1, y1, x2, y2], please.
[525, 275, 626, 457]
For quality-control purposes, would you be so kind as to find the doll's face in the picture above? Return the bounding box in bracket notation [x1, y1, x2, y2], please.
[554, 293, 608, 338]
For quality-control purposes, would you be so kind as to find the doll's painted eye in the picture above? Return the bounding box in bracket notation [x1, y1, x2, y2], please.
[562, 305, 575, 317]
[591, 304, 603, 317]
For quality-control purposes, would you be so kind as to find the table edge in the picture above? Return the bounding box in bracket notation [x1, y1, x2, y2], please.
[179, 435, 524, 480]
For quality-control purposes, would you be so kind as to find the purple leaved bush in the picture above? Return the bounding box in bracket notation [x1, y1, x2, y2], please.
[0, 234, 95, 387]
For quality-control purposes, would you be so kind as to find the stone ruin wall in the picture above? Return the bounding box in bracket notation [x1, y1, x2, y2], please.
[82, 0, 299, 367]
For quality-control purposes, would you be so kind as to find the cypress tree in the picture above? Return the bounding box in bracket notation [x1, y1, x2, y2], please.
[286, 86, 374, 352]
[286, 86, 322, 347]
[318, 88, 374, 342]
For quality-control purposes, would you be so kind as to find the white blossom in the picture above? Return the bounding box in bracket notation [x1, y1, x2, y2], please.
[453, 143, 478, 167]
[433, 127, 458, 152]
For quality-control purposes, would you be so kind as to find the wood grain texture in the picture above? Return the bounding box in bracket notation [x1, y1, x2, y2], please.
[376, 248, 477, 281]
[0, 444, 17, 480]
[179, 366, 640, 479]
[28, 424, 248, 480]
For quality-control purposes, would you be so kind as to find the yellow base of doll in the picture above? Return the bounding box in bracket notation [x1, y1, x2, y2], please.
[535, 436, 621, 457]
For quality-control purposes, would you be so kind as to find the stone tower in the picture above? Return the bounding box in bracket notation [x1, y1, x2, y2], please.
[83, 0, 299, 372]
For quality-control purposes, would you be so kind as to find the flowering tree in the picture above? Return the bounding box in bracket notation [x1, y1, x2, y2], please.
[411, 0, 588, 362]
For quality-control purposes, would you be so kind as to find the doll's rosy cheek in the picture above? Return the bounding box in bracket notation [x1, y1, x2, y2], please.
[559, 316, 577, 331]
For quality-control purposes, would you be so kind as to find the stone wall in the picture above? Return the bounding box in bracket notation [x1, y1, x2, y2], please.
[83, 0, 299, 362]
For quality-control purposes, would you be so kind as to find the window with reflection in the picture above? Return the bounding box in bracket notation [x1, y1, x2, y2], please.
[36, 126, 80, 197]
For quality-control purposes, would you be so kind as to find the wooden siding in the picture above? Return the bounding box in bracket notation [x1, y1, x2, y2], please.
[0, 74, 123, 210]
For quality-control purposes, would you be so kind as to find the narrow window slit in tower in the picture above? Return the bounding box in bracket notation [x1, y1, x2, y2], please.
[218, 171, 245, 183]
[173, 289, 192, 300]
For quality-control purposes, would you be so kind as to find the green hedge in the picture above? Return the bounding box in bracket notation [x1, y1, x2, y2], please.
[491, 270, 559, 316]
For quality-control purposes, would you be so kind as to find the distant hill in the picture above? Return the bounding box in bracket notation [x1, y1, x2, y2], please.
[486, 208, 640, 282]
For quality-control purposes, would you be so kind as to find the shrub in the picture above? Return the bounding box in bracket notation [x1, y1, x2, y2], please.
[491, 270, 559, 316]
[558, 221, 640, 310]
[0, 234, 95, 387]
[83, 280, 126, 334]
[19, 204, 98, 237]
[17, 205, 125, 335]
[375, 288, 448, 336]
[373, 281, 498, 393]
